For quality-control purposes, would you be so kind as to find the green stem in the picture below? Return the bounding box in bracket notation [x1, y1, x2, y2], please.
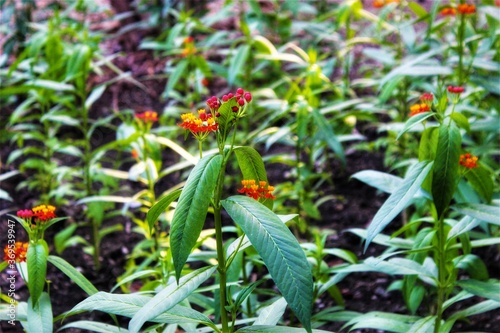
[434, 214, 446, 333]
[457, 14, 465, 85]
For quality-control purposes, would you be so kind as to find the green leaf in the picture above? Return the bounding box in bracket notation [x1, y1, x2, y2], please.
[431, 119, 461, 217]
[408, 1, 428, 18]
[364, 257, 434, 278]
[253, 297, 287, 325]
[85, 85, 106, 109]
[446, 300, 500, 325]
[69, 291, 216, 327]
[351, 170, 402, 194]
[222, 196, 313, 333]
[234, 146, 272, 209]
[27, 292, 52, 333]
[47, 255, 98, 296]
[396, 112, 434, 141]
[228, 44, 251, 86]
[418, 126, 439, 163]
[235, 326, 333, 333]
[344, 311, 419, 333]
[465, 165, 493, 203]
[170, 154, 222, 281]
[312, 108, 345, 165]
[408, 316, 435, 333]
[146, 189, 182, 233]
[129, 266, 217, 333]
[164, 59, 188, 97]
[450, 112, 470, 132]
[27, 240, 48, 308]
[59, 321, 128, 333]
[453, 255, 489, 281]
[448, 216, 480, 239]
[450, 203, 500, 225]
[111, 270, 159, 293]
[456, 279, 500, 302]
[364, 161, 433, 252]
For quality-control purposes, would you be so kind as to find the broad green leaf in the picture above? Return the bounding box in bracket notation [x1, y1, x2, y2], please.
[418, 127, 438, 163]
[27, 240, 48, 308]
[451, 203, 500, 225]
[465, 165, 493, 203]
[456, 279, 500, 302]
[450, 112, 470, 132]
[432, 119, 461, 217]
[448, 216, 480, 239]
[364, 161, 433, 252]
[234, 146, 272, 209]
[351, 170, 402, 194]
[344, 311, 419, 333]
[408, 316, 435, 333]
[69, 291, 215, 327]
[253, 297, 287, 325]
[47, 255, 98, 296]
[228, 44, 251, 86]
[129, 266, 217, 333]
[408, 1, 428, 18]
[27, 292, 52, 333]
[396, 112, 434, 141]
[170, 154, 222, 280]
[235, 326, 333, 333]
[312, 108, 345, 165]
[222, 196, 313, 333]
[59, 321, 128, 333]
[146, 189, 182, 233]
[164, 59, 188, 97]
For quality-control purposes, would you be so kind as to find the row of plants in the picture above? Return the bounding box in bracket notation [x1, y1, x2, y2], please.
[1, 0, 499, 332]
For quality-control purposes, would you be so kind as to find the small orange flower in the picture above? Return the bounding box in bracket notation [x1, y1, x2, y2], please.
[373, 0, 385, 8]
[131, 149, 139, 159]
[457, 3, 475, 14]
[32, 204, 56, 221]
[459, 153, 478, 169]
[136, 111, 158, 123]
[496, 0, 500, 7]
[238, 180, 276, 200]
[4, 242, 29, 262]
[409, 103, 430, 117]
[440, 7, 456, 16]
[201, 77, 209, 87]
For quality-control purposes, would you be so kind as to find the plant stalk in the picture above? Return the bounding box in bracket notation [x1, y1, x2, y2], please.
[434, 214, 446, 333]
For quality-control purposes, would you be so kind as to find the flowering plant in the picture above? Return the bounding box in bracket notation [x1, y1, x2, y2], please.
[69, 90, 314, 333]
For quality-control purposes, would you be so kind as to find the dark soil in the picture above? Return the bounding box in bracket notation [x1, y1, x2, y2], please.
[1, 1, 499, 333]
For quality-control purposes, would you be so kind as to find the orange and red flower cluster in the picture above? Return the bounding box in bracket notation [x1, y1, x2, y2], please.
[459, 153, 478, 169]
[238, 180, 276, 200]
[440, 3, 476, 16]
[179, 109, 218, 139]
[409, 103, 431, 117]
[135, 111, 158, 123]
[3, 242, 28, 262]
[181, 36, 196, 57]
[17, 204, 56, 222]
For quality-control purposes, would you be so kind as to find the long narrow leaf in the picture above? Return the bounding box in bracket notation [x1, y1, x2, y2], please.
[170, 154, 222, 280]
[27, 292, 52, 333]
[47, 255, 98, 296]
[129, 266, 217, 333]
[27, 240, 48, 308]
[146, 189, 182, 232]
[364, 161, 433, 252]
[222, 196, 313, 333]
[451, 203, 500, 225]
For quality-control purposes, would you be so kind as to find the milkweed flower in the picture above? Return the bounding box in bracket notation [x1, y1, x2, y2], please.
[459, 153, 478, 169]
[32, 204, 57, 222]
[179, 109, 218, 141]
[135, 111, 158, 123]
[440, 7, 457, 16]
[409, 103, 430, 117]
[419, 93, 434, 106]
[457, 3, 475, 15]
[4, 242, 29, 262]
[373, 0, 399, 8]
[238, 180, 276, 200]
[447, 86, 464, 94]
[17, 209, 33, 219]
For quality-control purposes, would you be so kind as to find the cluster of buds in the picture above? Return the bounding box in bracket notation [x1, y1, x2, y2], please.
[3, 242, 28, 263]
[221, 88, 252, 112]
[459, 153, 479, 169]
[206, 96, 221, 111]
[17, 204, 57, 223]
[373, 0, 399, 8]
[419, 93, 434, 106]
[409, 103, 431, 117]
[135, 111, 158, 123]
[238, 180, 276, 200]
[179, 109, 218, 141]
[447, 86, 464, 94]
